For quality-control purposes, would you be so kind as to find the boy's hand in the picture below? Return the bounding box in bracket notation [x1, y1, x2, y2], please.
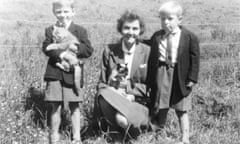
[66, 54, 79, 66]
[59, 51, 68, 60]
[186, 81, 195, 89]
[46, 43, 59, 51]
[60, 51, 79, 66]
[69, 44, 78, 53]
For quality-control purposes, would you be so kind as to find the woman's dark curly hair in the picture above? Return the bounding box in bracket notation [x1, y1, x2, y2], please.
[117, 10, 145, 35]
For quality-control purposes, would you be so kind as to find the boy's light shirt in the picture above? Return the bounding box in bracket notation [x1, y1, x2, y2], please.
[158, 27, 181, 63]
[122, 41, 136, 79]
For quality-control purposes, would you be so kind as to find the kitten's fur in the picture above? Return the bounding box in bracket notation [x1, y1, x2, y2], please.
[108, 63, 128, 89]
[46, 26, 83, 95]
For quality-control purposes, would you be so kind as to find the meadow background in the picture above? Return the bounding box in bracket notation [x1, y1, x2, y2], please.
[0, 0, 240, 143]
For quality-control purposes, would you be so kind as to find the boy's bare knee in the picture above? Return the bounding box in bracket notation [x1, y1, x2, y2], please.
[50, 102, 62, 113]
[175, 110, 188, 118]
[69, 102, 81, 115]
[69, 102, 80, 110]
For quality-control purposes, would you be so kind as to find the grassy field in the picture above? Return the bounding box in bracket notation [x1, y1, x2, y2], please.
[0, 0, 240, 143]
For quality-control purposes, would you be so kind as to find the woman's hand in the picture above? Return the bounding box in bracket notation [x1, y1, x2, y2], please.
[119, 78, 130, 88]
[125, 94, 135, 102]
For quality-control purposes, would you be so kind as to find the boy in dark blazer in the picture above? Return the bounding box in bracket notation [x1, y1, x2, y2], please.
[42, 0, 93, 143]
[145, 1, 200, 144]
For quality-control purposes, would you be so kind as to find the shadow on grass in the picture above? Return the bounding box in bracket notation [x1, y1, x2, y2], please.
[25, 87, 49, 128]
[24, 87, 72, 129]
[24, 86, 100, 140]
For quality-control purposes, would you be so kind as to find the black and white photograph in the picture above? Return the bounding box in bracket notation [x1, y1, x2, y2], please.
[0, 0, 240, 143]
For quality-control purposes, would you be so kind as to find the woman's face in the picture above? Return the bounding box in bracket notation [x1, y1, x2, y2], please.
[121, 20, 141, 47]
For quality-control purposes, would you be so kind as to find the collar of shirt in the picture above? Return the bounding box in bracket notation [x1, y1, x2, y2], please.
[55, 20, 72, 29]
[122, 42, 136, 55]
[161, 26, 181, 39]
[172, 26, 180, 34]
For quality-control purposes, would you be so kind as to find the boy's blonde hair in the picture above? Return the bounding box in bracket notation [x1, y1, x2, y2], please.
[52, 0, 75, 11]
[158, 1, 183, 18]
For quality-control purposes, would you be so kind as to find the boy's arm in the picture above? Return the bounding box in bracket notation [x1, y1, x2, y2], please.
[188, 33, 200, 83]
[42, 27, 64, 61]
[75, 27, 93, 58]
[141, 39, 152, 46]
[97, 48, 110, 89]
[141, 33, 155, 46]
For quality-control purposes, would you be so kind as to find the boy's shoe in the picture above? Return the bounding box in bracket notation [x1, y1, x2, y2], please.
[49, 132, 60, 144]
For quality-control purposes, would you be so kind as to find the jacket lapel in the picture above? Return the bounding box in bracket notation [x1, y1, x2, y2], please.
[154, 30, 166, 60]
[130, 44, 144, 77]
[68, 22, 77, 34]
[111, 42, 125, 64]
[177, 28, 187, 59]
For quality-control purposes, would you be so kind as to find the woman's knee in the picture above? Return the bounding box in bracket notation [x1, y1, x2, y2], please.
[115, 113, 128, 129]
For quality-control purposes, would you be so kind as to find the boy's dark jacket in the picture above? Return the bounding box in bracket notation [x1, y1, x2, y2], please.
[42, 22, 93, 85]
[144, 26, 200, 97]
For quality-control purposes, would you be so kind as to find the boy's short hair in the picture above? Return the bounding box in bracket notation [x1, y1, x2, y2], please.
[52, 0, 75, 11]
[117, 10, 145, 35]
[158, 1, 183, 17]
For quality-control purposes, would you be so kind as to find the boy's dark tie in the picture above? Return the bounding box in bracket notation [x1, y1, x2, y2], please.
[166, 33, 174, 67]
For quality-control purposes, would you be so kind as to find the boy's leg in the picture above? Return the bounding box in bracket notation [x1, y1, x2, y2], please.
[49, 102, 62, 143]
[69, 102, 81, 142]
[154, 109, 169, 130]
[176, 110, 190, 144]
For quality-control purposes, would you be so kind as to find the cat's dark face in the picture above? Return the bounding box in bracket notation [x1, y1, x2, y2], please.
[116, 63, 128, 78]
